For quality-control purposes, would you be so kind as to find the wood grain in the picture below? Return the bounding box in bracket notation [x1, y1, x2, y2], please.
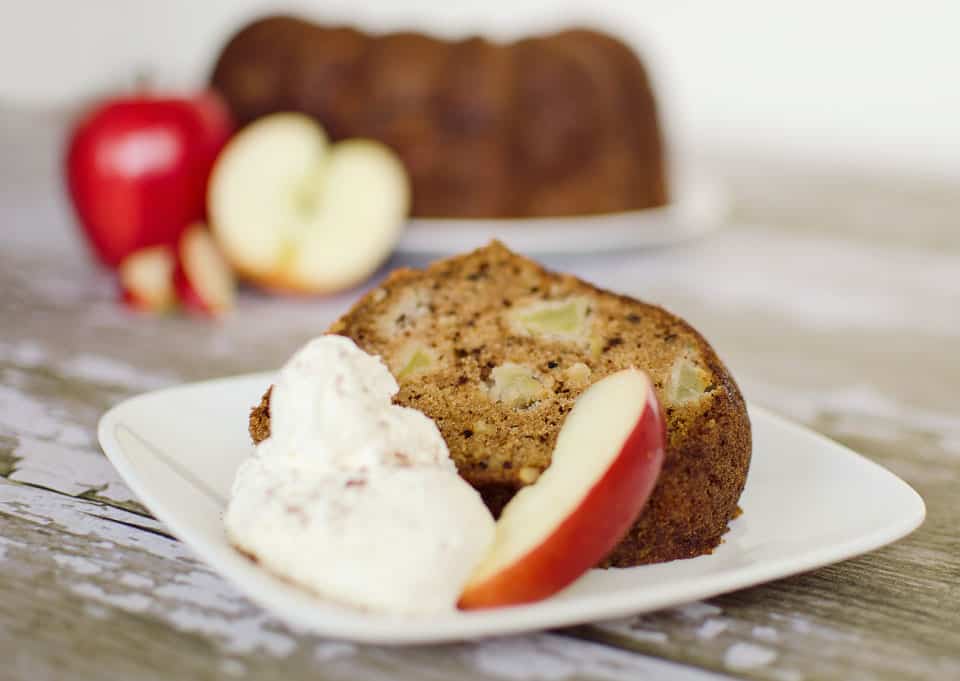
[2, 107, 959, 680]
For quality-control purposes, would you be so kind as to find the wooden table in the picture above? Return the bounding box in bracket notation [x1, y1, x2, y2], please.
[2, 108, 958, 680]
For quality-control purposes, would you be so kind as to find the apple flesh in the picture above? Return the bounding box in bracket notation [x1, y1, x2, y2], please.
[65, 92, 234, 267]
[207, 113, 410, 295]
[173, 224, 236, 317]
[458, 368, 666, 610]
[118, 245, 176, 313]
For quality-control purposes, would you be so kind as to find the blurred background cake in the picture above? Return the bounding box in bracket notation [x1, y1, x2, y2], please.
[210, 16, 667, 219]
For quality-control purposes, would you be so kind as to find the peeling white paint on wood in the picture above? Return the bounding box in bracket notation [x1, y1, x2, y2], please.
[0, 340, 176, 392]
[697, 619, 730, 640]
[71, 582, 153, 612]
[11, 436, 135, 500]
[312, 641, 357, 663]
[0, 535, 27, 560]
[2, 108, 959, 680]
[0, 478, 310, 658]
[462, 634, 731, 681]
[119, 572, 154, 589]
[626, 629, 669, 644]
[724, 642, 778, 671]
[219, 659, 248, 677]
[752, 626, 779, 643]
[58, 354, 176, 391]
[53, 553, 105, 575]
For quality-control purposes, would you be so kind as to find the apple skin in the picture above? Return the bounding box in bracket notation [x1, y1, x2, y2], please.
[172, 225, 236, 318]
[173, 263, 209, 316]
[458, 380, 666, 610]
[65, 93, 234, 268]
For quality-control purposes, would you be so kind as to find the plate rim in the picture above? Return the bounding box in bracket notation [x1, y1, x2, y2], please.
[97, 372, 926, 645]
[397, 175, 728, 256]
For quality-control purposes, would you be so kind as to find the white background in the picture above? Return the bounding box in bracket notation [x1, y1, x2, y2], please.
[1, 0, 958, 177]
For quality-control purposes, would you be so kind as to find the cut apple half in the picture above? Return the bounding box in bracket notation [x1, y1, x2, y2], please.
[118, 245, 176, 313]
[458, 368, 666, 610]
[208, 113, 410, 294]
[174, 224, 236, 317]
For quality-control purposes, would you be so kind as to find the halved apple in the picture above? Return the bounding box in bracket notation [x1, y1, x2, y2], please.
[173, 224, 236, 317]
[118, 245, 176, 313]
[458, 368, 666, 609]
[207, 113, 410, 295]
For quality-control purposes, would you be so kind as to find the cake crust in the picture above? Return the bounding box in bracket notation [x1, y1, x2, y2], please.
[252, 242, 751, 566]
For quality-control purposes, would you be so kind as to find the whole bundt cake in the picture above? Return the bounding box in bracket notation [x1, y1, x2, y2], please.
[250, 242, 752, 567]
[210, 16, 667, 219]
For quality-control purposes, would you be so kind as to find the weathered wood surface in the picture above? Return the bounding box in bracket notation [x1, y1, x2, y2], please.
[2, 107, 959, 680]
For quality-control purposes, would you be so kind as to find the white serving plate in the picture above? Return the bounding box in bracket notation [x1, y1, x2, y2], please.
[98, 372, 924, 645]
[399, 177, 727, 256]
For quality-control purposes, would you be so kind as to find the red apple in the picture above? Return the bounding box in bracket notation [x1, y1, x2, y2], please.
[65, 92, 234, 267]
[458, 369, 666, 610]
[173, 224, 236, 317]
[118, 245, 176, 313]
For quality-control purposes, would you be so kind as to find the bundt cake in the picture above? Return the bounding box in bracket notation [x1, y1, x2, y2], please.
[250, 242, 751, 567]
[211, 16, 667, 219]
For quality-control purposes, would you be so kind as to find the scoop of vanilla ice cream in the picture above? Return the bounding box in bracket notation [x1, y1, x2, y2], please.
[226, 461, 494, 614]
[225, 334, 494, 614]
[259, 334, 449, 471]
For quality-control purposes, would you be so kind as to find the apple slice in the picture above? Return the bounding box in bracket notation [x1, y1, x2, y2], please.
[118, 245, 176, 313]
[207, 113, 410, 295]
[173, 224, 236, 317]
[458, 368, 666, 609]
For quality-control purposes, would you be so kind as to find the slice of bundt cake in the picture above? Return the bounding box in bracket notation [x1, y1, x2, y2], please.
[251, 242, 751, 566]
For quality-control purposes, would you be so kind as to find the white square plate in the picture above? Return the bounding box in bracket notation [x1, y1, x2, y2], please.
[98, 372, 924, 645]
